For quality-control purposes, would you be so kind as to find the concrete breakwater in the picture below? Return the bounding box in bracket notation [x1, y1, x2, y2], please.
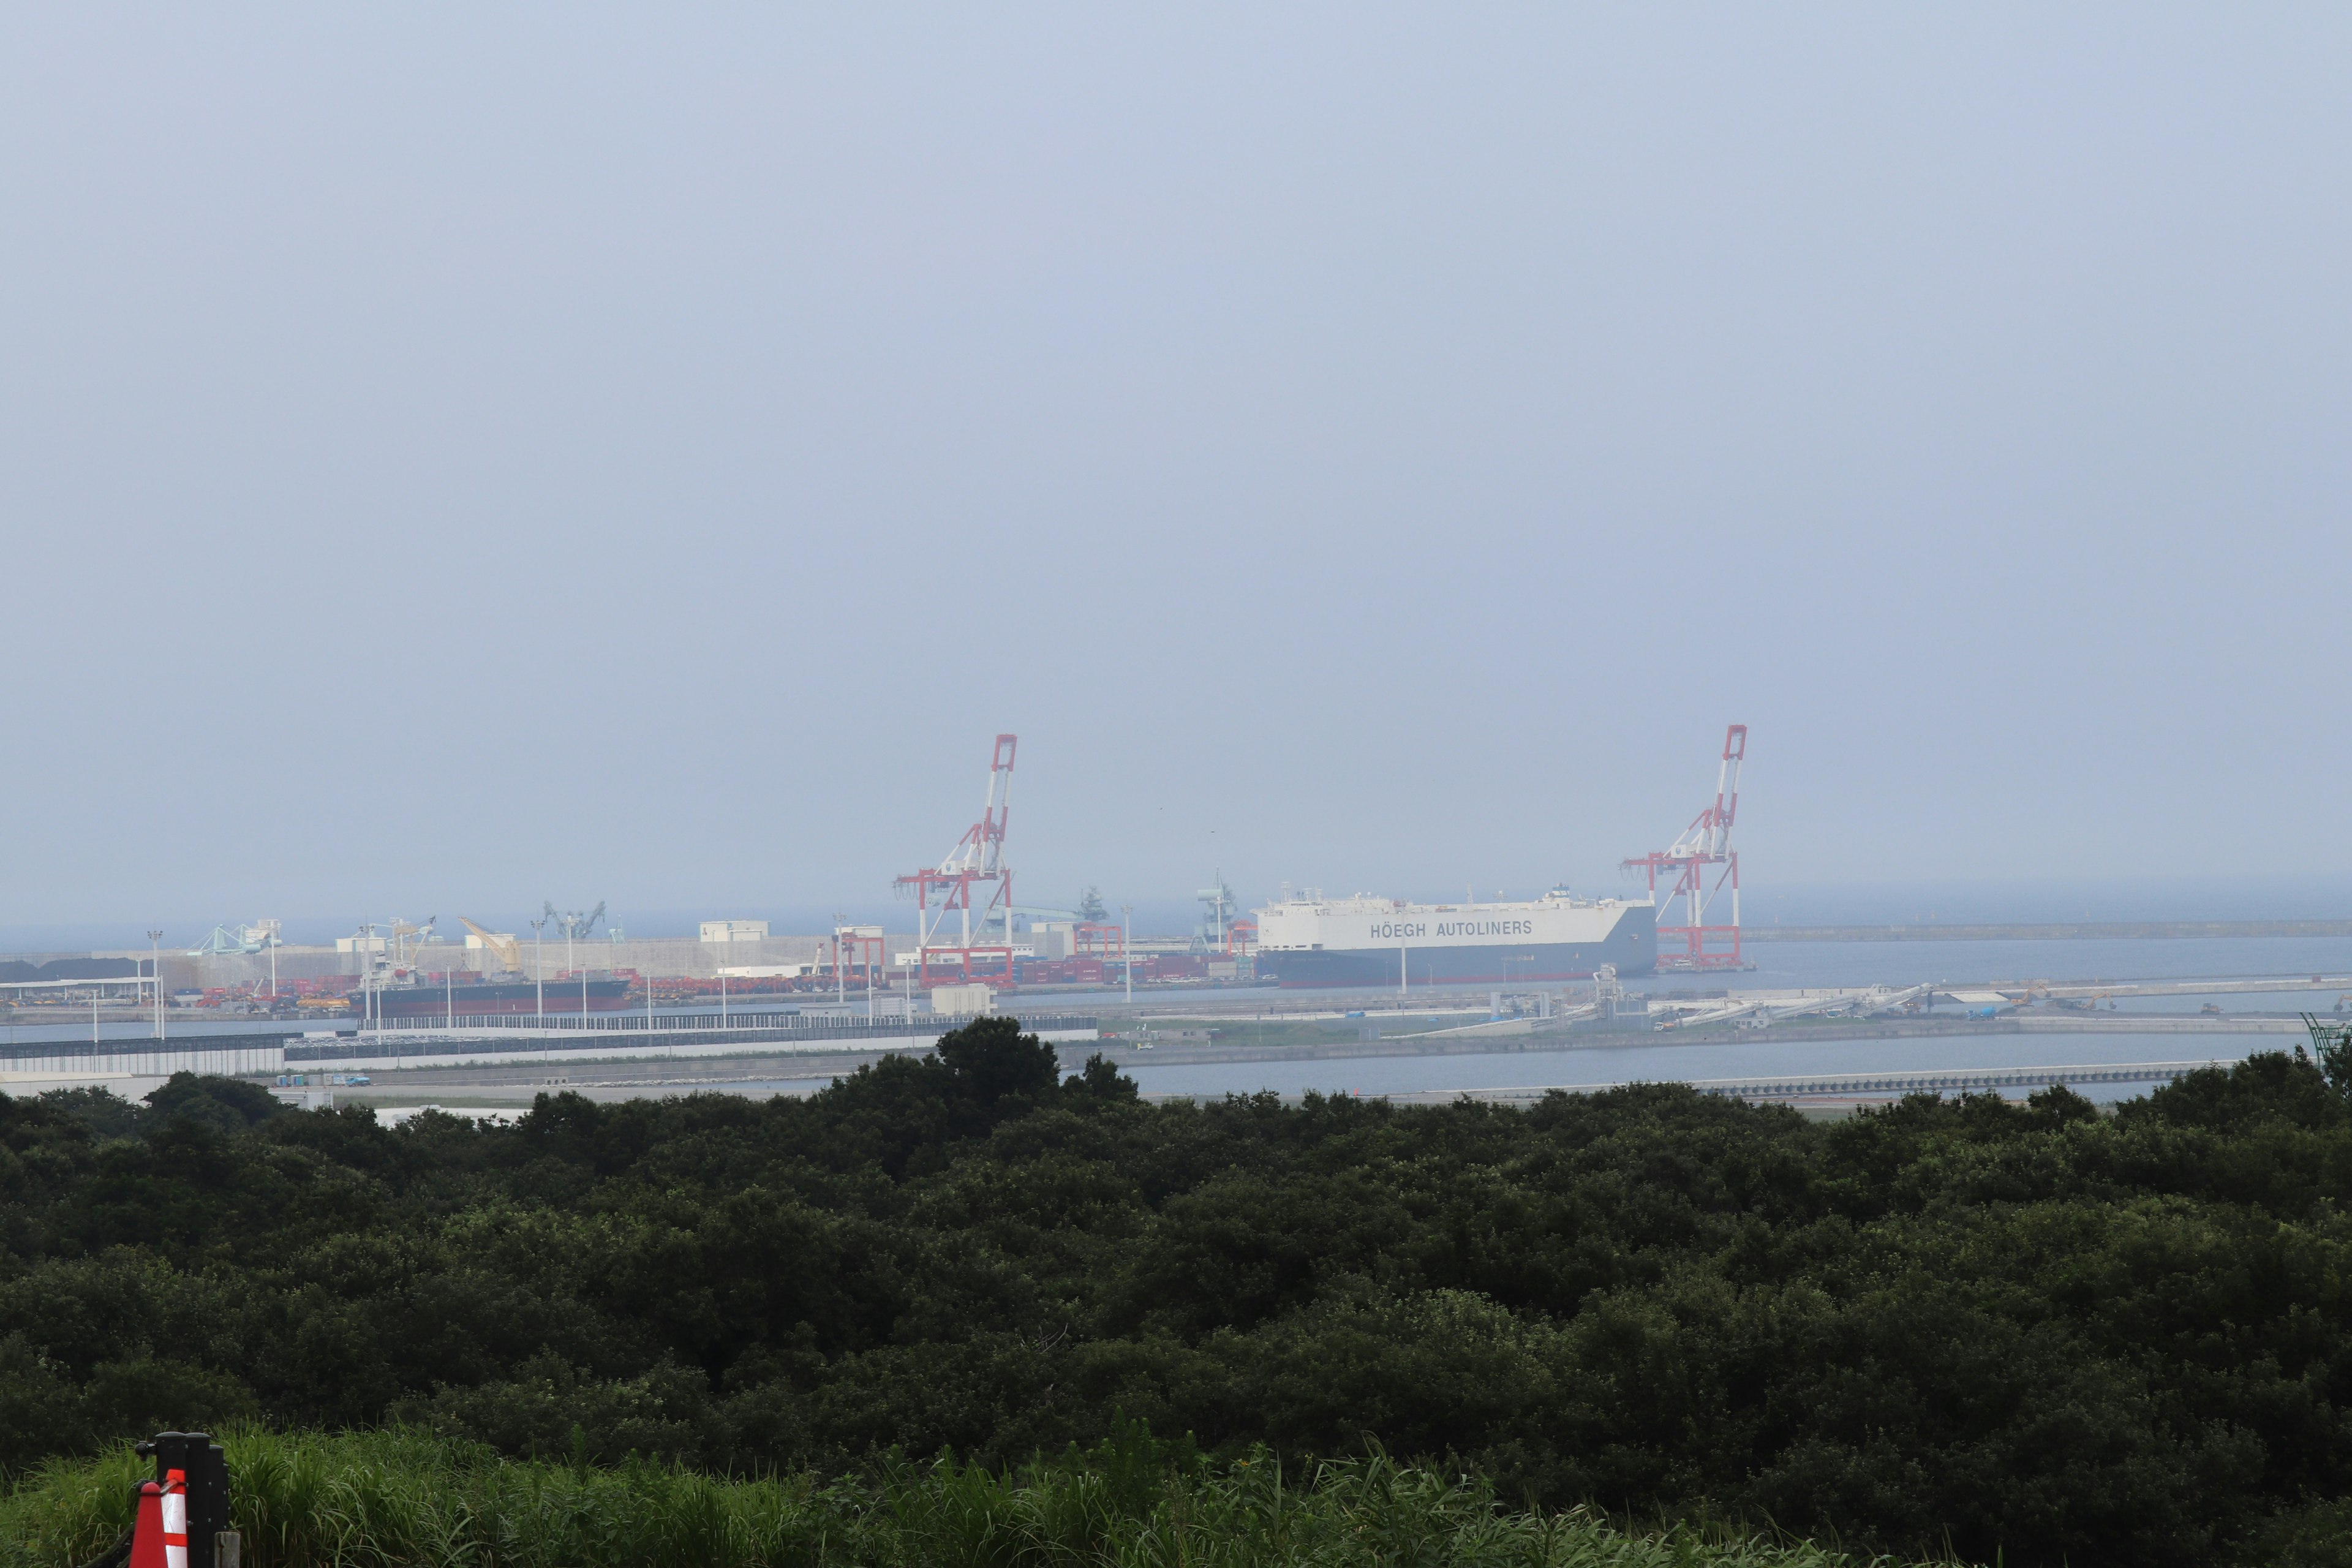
[1749, 919, 2352, 942]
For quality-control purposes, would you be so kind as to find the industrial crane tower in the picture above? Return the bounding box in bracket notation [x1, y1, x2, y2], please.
[1623, 724, 1750, 971]
[895, 734, 1019, 988]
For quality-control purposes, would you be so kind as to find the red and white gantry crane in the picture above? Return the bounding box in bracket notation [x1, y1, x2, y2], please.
[1624, 724, 1749, 971]
[895, 733, 1019, 988]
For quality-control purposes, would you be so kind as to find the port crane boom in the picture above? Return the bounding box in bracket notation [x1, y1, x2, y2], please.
[1670, 726, 1744, 861]
[457, 917, 524, 976]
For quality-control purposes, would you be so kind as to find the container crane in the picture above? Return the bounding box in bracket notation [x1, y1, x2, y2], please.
[895, 734, 1018, 988]
[1624, 724, 1749, 971]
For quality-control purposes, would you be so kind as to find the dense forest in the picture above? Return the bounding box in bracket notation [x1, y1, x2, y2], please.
[4, 1019, 2352, 1566]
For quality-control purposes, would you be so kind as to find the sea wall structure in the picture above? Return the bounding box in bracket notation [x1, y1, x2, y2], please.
[0, 1033, 288, 1091]
[285, 1014, 1101, 1072]
[0, 1016, 1102, 1090]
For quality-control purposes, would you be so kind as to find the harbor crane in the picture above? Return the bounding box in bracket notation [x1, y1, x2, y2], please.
[895, 734, 1018, 988]
[1192, 872, 1240, 955]
[186, 922, 279, 957]
[542, 900, 608, 989]
[1624, 724, 1749, 971]
[457, 917, 525, 976]
[545, 901, 606, 941]
[387, 916, 437, 966]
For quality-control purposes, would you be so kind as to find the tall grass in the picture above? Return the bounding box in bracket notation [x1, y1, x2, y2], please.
[0, 1427, 1947, 1568]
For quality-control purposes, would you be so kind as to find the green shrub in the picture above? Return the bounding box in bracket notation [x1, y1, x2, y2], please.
[0, 1427, 1936, 1568]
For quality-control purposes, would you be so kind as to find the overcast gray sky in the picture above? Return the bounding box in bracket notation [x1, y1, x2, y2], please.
[3, 6, 2348, 943]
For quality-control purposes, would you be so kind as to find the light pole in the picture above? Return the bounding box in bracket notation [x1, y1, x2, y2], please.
[1121, 905, 1133, 1005]
[530, 916, 547, 1022]
[146, 930, 163, 1041]
[354, 924, 372, 1039]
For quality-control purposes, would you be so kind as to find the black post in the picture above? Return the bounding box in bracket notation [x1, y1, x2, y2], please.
[135, 1432, 230, 1566]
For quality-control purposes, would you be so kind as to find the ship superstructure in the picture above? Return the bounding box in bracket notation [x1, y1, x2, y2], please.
[1252, 888, 1655, 988]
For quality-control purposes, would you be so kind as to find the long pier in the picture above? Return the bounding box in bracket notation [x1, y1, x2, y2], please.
[2030, 976, 2352, 1000]
[1389, 1060, 2232, 1105]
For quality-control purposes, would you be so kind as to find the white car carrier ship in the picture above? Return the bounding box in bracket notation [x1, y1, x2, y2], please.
[1252, 889, 1657, 988]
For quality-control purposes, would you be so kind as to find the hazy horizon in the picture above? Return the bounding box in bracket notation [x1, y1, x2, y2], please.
[4, 7, 2348, 944]
[9, 873, 2352, 957]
